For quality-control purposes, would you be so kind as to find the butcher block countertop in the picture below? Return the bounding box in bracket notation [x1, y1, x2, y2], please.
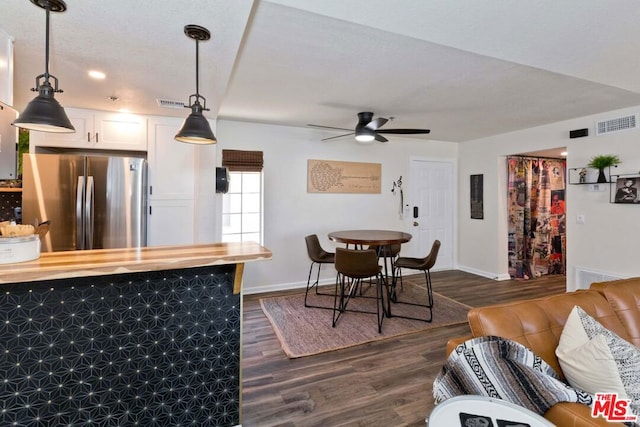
[0, 242, 272, 284]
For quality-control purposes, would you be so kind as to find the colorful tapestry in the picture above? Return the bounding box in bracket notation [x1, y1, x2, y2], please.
[507, 157, 566, 279]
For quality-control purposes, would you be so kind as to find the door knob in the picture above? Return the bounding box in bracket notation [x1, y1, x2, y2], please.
[413, 221, 419, 226]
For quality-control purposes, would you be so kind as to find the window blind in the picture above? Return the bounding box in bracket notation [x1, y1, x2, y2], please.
[221, 150, 263, 172]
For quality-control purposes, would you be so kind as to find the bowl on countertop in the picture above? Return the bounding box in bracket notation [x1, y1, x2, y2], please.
[0, 235, 41, 264]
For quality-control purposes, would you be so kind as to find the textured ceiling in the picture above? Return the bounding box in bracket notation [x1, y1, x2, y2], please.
[2, 0, 640, 142]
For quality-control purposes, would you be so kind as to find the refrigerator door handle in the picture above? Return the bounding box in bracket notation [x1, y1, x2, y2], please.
[85, 176, 95, 250]
[76, 176, 85, 249]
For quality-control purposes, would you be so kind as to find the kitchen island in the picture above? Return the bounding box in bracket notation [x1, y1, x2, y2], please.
[0, 242, 271, 426]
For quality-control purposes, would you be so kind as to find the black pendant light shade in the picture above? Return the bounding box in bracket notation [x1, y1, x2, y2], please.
[175, 25, 216, 144]
[13, 0, 75, 133]
[14, 78, 74, 132]
[175, 99, 216, 144]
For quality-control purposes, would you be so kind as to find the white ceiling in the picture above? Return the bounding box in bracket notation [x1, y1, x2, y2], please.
[3, 0, 640, 142]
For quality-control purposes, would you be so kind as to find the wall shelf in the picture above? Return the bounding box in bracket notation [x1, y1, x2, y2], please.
[568, 166, 616, 185]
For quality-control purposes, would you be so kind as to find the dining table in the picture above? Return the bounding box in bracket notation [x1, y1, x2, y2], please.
[328, 229, 412, 249]
[328, 229, 412, 314]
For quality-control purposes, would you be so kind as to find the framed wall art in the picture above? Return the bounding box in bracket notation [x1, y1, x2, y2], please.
[307, 159, 381, 194]
[470, 174, 484, 219]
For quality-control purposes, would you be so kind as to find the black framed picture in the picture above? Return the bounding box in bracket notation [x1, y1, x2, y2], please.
[470, 174, 484, 219]
[614, 177, 639, 203]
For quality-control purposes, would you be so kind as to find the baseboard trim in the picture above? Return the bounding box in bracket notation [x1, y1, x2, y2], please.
[244, 267, 512, 295]
[245, 270, 443, 295]
[457, 265, 510, 281]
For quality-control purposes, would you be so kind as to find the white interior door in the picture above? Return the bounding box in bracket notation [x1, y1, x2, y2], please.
[409, 159, 454, 269]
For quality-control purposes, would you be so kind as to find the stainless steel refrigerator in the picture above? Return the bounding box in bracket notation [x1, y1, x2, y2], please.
[22, 153, 147, 252]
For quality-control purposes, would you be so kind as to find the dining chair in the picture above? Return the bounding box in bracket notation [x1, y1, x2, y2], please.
[333, 248, 385, 333]
[361, 243, 401, 295]
[304, 234, 335, 309]
[367, 243, 401, 276]
[390, 239, 441, 322]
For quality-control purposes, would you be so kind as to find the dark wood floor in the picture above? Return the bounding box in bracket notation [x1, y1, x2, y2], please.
[242, 270, 567, 427]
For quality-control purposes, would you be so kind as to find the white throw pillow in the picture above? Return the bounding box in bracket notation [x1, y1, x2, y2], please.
[556, 305, 640, 415]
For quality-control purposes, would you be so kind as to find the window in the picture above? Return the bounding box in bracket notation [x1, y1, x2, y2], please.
[221, 150, 264, 244]
[221, 171, 263, 243]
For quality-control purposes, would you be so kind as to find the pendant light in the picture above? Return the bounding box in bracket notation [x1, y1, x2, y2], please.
[175, 25, 216, 144]
[13, 0, 75, 133]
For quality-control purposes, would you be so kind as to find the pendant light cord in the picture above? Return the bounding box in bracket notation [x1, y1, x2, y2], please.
[194, 38, 200, 103]
[36, 2, 61, 93]
[44, 4, 50, 82]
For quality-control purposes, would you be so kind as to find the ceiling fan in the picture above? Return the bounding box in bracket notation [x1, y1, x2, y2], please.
[307, 112, 431, 143]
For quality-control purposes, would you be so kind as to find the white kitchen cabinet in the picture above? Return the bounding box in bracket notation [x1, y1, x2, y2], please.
[29, 108, 147, 151]
[147, 116, 196, 200]
[0, 28, 14, 107]
[147, 116, 198, 246]
[147, 199, 195, 246]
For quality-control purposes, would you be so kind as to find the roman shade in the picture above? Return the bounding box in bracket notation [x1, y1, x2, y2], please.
[222, 150, 263, 172]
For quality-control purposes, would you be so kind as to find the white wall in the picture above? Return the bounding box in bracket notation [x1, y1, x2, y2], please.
[217, 119, 458, 293]
[458, 105, 640, 290]
[194, 121, 217, 243]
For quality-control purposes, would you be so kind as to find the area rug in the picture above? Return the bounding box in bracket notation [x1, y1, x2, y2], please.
[260, 283, 471, 358]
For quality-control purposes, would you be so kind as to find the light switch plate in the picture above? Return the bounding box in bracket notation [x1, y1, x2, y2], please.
[587, 184, 607, 192]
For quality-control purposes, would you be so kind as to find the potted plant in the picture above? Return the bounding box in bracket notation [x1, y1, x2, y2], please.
[587, 154, 621, 183]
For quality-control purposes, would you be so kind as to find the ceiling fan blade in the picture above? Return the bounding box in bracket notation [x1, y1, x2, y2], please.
[365, 117, 388, 131]
[376, 128, 431, 134]
[374, 133, 388, 143]
[321, 132, 355, 141]
[307, 124, 353, 132]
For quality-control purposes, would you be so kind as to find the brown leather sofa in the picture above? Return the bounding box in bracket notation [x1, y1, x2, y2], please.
[445, 277, 640, 427]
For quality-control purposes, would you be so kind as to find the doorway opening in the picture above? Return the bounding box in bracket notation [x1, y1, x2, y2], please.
[507, 148, 566, 279]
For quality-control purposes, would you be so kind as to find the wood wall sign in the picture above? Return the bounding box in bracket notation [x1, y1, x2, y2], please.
[307, 159, 381, 193]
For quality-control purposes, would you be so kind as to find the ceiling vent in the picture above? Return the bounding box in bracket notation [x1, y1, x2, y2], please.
[595, 114, 638, 136]
[156, 99, 186, 109]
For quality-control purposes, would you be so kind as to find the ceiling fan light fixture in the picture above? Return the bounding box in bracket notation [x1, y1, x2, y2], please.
[355, 133, 375, 143]
[175, 24, 216, 145]
[355, 127, 375, 143]
[13, 0, 75, 133]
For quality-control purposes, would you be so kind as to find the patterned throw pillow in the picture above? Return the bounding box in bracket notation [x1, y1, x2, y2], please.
[556, 305, 640, 416]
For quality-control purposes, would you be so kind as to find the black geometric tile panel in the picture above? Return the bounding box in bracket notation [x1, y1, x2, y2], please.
[0, 264, 240, 426]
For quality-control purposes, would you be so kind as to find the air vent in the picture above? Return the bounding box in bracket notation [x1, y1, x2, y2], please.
[575, 267, 624, 290]
[156, 99, 186, 109]
[595, 114, 638, 136]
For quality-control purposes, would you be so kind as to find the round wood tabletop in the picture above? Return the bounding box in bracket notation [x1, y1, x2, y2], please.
[328, 230, 412, 246]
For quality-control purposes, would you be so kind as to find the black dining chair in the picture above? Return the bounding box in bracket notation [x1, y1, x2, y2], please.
[333, 248, 385, 333]
[390, 240, 441, 322]
[359, 243, 401, 295]
[367, 243, 401, 277]
[304, 234, 335, 309]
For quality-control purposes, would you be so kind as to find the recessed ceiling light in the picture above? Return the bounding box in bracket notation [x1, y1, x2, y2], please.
[561, 151, 568, 156]
[88, 70, 106, 80]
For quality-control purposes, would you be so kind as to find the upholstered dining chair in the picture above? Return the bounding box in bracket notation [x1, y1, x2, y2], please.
[304, 234, 335, 309]
[367, 243, 401, 275]
[390, 239, 441, 322]
[333, 248, 385, 333]
[361, 243, 401, 294]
